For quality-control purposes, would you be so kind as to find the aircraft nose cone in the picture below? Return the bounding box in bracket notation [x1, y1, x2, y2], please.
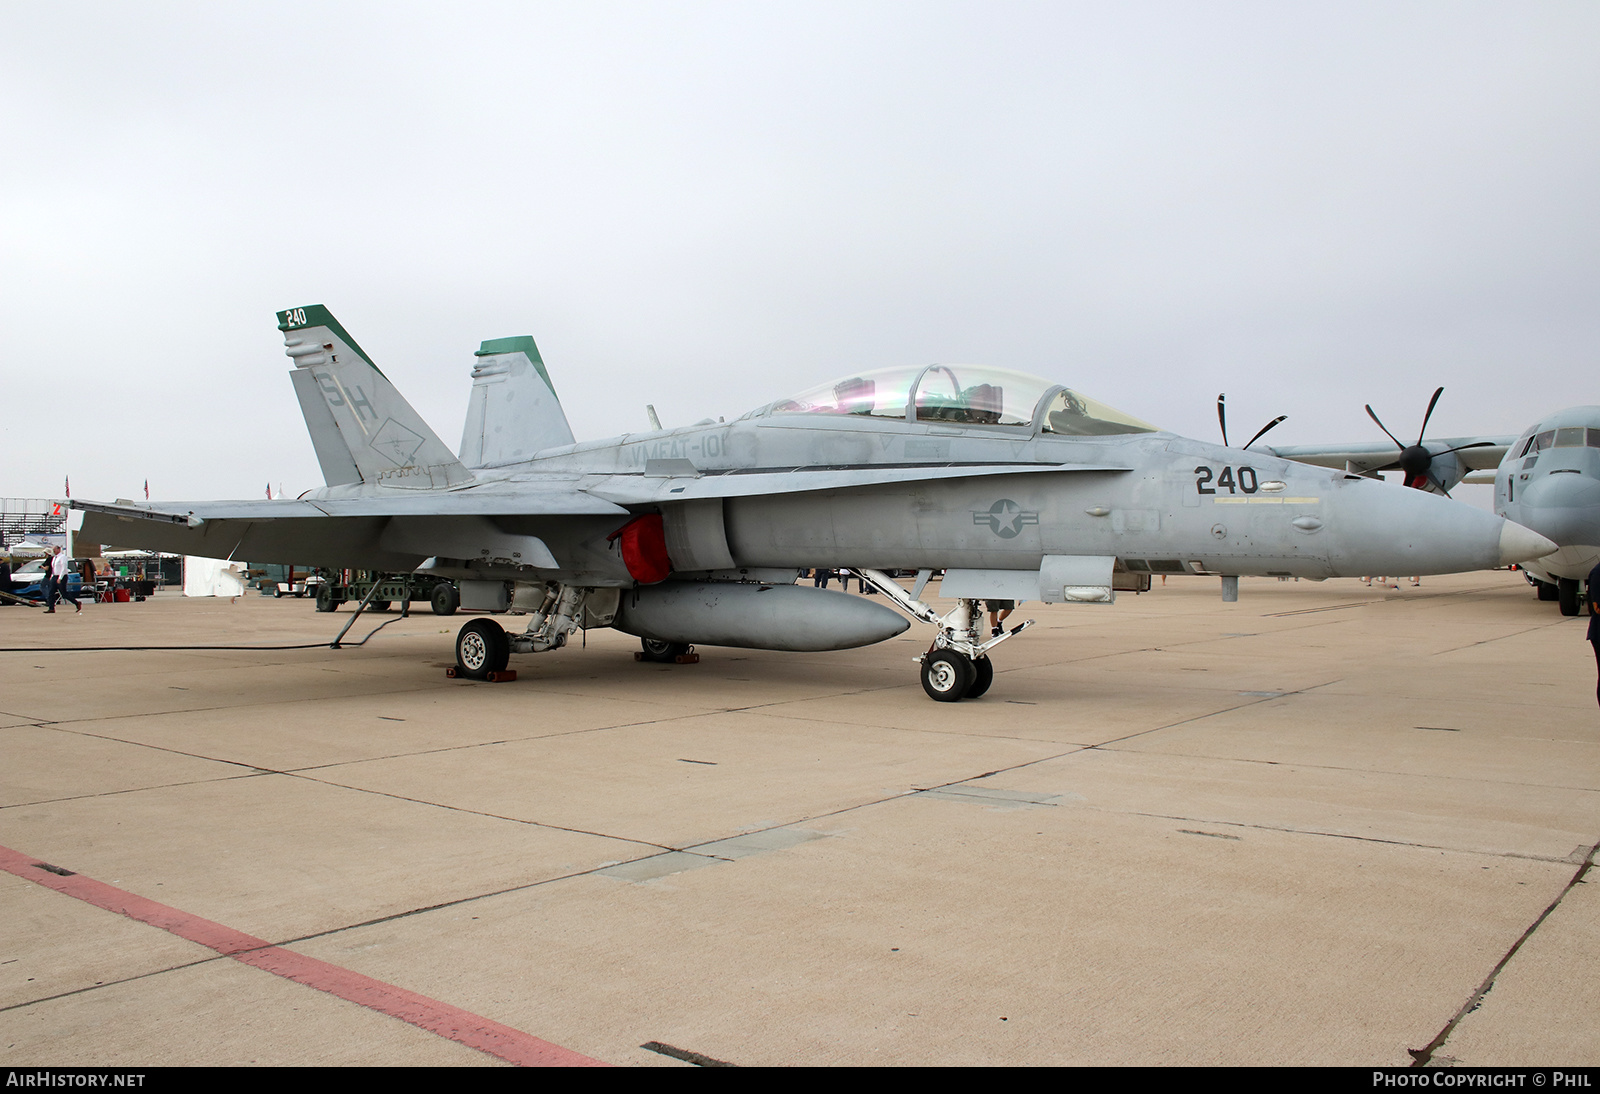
[1324, 480, 1555, 576]
[1497, 520, 1557, 566]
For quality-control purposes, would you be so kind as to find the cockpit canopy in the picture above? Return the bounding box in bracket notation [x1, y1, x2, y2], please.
[749, 364, 1157, 436]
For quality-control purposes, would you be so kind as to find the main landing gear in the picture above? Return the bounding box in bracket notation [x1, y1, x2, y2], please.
[1529, 573, 1585, 617]
[455, 618, 510, 679]
[855, 568, 1030, 703]
[450, 586, 562, 680]
[1559, 577, 1582, 617]
[638, 638, 695, 663]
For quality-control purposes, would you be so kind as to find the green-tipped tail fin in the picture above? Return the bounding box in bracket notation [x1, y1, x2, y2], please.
[458, 335, 576, 467]
[278, 305, 473, 489]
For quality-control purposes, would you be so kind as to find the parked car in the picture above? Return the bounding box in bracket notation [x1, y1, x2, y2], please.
[6, 560, 86, 602]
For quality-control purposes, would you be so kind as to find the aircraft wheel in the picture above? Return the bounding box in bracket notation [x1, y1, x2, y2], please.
[1559, 578, 1581, 617]
[315, 585, 339, 612]
[431, 582, 459, 616]
[1537, 581, 1560, 602]
[368, 599, 391, 613]
[965, 656, 994, 699]
[639, 638, 691, 663]
[456, 619, 509, 679]
[922, 650, 974, 702]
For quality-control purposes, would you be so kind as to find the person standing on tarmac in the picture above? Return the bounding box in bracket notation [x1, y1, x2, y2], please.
[1588, 561, 1600, 710]
[41, 547, 60, 612]
[46, 547, 80, 614]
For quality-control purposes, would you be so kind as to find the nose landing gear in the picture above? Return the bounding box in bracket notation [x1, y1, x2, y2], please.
[920, 648, 997, 701]
[855, 568, 1031, 702]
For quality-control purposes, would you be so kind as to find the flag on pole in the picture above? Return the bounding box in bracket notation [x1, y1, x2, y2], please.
[266, 482, 272, 500]
[64, 475, 70, 498]
[144, 479, 149, 500]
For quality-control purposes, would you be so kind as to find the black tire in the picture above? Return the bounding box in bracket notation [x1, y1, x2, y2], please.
[922, 650, 974, 702]
[1559, 577, 1580, 617]
[965, 656, 994, 699]
[456, 618, 509, 679]
[315, 584, 338, 612]
[368, 599, 391, 613]
[431, 582, 460, 616]
[639, 638, 691, 663]
[272, 586, 283, 599]
[1537, 580, 1560, 601]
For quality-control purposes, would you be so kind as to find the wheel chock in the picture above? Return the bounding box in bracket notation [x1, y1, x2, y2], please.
[445, 667, 518, 682]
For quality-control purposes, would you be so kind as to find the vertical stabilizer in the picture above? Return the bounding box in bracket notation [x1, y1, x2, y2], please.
[459, 336, 576, 468]
[278, 305, 473, 490]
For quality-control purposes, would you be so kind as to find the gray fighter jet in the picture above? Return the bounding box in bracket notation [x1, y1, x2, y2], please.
[75, 306, 1557, 701]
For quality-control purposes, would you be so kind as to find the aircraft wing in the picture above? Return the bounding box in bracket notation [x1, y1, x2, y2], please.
[74, 487, 629, 525]
[76, 462, 1129, 569]
[1262, 437, 1515, 474]
[584, 461, 1132, 504]
[75, 485, 631, 570]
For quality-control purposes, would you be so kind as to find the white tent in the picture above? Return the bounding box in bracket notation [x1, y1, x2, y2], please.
[6, 539, 60, 557]
[183, 556, 248, 598]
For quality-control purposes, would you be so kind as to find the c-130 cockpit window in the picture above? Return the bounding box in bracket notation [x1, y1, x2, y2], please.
[752, 364, 1157, 435]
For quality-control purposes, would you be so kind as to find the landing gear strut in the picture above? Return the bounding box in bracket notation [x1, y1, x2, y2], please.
[854, 568, 1032, 702]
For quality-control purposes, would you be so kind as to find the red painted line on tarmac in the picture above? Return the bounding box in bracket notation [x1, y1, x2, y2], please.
[0, 844, 606, 1067]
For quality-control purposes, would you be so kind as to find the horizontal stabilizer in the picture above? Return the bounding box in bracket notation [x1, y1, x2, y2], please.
[73, 487, 627, 526]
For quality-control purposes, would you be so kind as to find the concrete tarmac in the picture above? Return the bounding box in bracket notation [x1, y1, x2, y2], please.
[1, 571, 1596, 1067]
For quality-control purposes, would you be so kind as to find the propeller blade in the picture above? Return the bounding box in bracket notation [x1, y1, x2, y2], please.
[1416, 387, 1444, 445]
[1433, 441, 1496, 457]
[1243, 415, 1288, 451]
[1365, 404, 1405, 450]
[1217, 394, 1228, 448]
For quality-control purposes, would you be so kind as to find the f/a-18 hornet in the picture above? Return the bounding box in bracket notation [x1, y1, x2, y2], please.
[77, 306, 1556, 701]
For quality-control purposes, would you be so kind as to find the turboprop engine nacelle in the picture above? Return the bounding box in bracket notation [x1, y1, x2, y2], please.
[613, 581, 911, 652]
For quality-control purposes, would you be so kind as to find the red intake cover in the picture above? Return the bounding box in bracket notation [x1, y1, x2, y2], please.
[607, 513, 672, 584]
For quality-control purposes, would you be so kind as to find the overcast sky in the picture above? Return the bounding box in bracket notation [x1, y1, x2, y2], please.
[3, 1, 1597, 507]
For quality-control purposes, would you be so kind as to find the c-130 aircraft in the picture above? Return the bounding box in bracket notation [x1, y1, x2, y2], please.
[76, 306, 1557, 701]
[1263, 389, 1600, 618]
